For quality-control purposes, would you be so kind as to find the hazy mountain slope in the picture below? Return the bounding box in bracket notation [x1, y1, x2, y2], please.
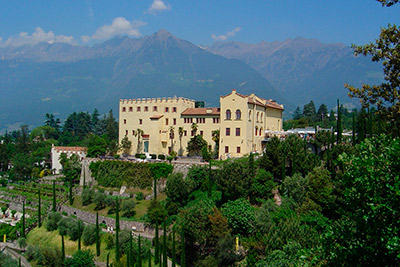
[208, 38, 383, 109]
[0, 30, 279, 132]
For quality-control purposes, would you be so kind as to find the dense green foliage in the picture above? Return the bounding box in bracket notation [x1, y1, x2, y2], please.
[89, 161, 173, 188]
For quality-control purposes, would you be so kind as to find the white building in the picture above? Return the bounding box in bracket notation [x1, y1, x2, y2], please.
[51, 145, 87, 174]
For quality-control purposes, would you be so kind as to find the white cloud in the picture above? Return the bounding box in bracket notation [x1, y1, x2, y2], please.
[211, 27, 242, 41]
[0, 27, 75, 47]
[82, 17, 147, 42]
[148, 0, 171, 14]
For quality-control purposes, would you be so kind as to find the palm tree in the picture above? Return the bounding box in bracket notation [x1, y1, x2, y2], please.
[135, 128, 144, 153]
[178, 127, 184, 156]
[212, 129, 220, 155]
[169, 126, 175, 152]
[191, 123, 198, 136]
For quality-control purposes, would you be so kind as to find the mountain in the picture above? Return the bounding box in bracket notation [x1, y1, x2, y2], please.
[0, 30, 279, 132]
[208, 37, 383, 110]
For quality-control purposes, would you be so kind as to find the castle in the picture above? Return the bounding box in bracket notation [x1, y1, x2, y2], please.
[119, 89, 283, 159]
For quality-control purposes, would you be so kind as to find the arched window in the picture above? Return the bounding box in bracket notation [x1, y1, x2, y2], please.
[249, 110, 252, 121]
[257, 112, 259, 122]
[226, 109, 231, 120]
[255, 126, 258, 136]
[259, 127, 262, 136]
[260, 113, 263, 122]
[236, 109, 241, 120]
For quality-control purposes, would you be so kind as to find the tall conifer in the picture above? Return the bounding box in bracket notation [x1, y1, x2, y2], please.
[181, 224, 185, 267]
[52, 181, 56, 212]
[138, 235, 142, 267]
[172, 228, 176, 267]
[115, 197, 120, 262]
[37, 189, 41, 227]
[96, 211, 100, 256]
[163, 222, 167, 267]
[154, 218, 159, 265]
[22, 201, 25, 238]
[61, 234, 65, 261]
[337, 99, 342, 144]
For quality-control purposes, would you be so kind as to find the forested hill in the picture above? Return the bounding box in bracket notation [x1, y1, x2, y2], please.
[0, 30, 278, 133]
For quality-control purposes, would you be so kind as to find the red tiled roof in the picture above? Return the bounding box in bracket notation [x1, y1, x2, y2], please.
[150, 114, 164, 119]
[248, 97, 284, 110]
[53, 146, 87, 152]
[181, 108, 220, 116]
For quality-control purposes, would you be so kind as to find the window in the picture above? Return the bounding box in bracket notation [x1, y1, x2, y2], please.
[123, 119, 126, 124]
[237, 146, 241, 153]
[226, 128, 230, 136]
[256, 112, 259, 122]
[132, 130, 135, 135]
[259, 128, 262, 136]
[200, 130, 203, 136]
[173, 118, 176, 125]
[249, 110, 252, 121]
[166, 119, 169, 125]
[129, 107, 133, 112]
[137, 107, 141, 112]
[184, 130, 187, 136]
[154, 106, 158, 112]
[191, 130, 195, 136]
[196, 118, 199, 123]
[145, 106, 148, 112]
[225, 146, 229, 153]
[139, 119, 142, 125]
[173, 107, 177, 112]
[255, 126, 258, 136]
[122, 107, 126, 112]
[260, 113, 263, 122]
[125, 130, 128, 135]
[226, 109, 231, 120]
[165, 107, 169, 112]
[236, 128, 240, 136]
[236, 109, 241, 120]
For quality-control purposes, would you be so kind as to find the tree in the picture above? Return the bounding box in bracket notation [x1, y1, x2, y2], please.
[293, 107, 303, 120]
[378, 0, 399, 7]
[120, 136, 131, 156]
[337, 99, 342, 144]
[115, 197, 120, 262]
[163, 222, 167, 267]
[135, 128, 144, 153]
[38, 189, 41, 228]
[22, 201, 25, 238]
[169, 126, 175, 152]
[82, 224, 97, 246]
[187, 135, 208, 156]
[165, 173, 190, 206]
[64, 249, 96, 267]
[52, 181, 56, 212]
[345, 24, 400, 136]
[212, 129, 220, 156]
[303, 101, 316, 122]
[121, 199, 136, 218]
[216, 161, 251, 202]
[178, 127, 184, 156]
[96, 212, 100, 256]
[191, 123, 198, 136]
[326, 135, 400, 265]
[222, 198, 255, 236]
[317, 104, 329, 122]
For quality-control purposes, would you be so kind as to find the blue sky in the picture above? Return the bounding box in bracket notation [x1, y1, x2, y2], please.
[0, 0, 399, 47]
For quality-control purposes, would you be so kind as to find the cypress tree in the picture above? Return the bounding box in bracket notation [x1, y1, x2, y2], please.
[163, 222, 167, 267]
[208, 160, 212, 197]
[352, 112, 356, 145]
[22, 201, 25, 238]
[159, 243, 162, 267]
[18, 257, 21, 267]
[172, 228, 176, 267]
[138, 235, 142, 267]
[61, 234, 65, 262]
[52, 180, 56, 212]
[115, 197, 120, 262]
[127, 233, 132, 267]
[106, 252, 110, 267]
[180, 225, 185, 267]
[96, 211, 100, 256]
[154, 218, 159, 265]
[78, 220, 81, 250]
[153, 177, 157, 200]
[148, 246, 152, 267]
[83, 168, 86, 189]
[37, 188, 41, 228]
[337, 99, 342, 144]
[368, 107, 373, 136]
[69, 182, 73, 205]
[249, 152, 255, 179]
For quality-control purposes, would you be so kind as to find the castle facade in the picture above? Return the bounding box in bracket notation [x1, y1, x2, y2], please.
[119, 89, 283, 159]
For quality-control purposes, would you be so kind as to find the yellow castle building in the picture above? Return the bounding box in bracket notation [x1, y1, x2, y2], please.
[119, 89, 283, 159]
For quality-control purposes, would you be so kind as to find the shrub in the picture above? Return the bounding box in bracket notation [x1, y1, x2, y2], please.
[158, 154, 166, 160]
[150, 154, 157, 159]
[135, 192, 144, 201]
[82, 224, 97, 246]
[67, 219, 85, 241]
[82, 188, 94, 206]
[46, 212, 62, 231]
[222, 198, 255, 236]
[103, 233, 114, 250]
[93, 191, 107, 210]
[121, 199, 136, 218]
[64, 249, 96, 267]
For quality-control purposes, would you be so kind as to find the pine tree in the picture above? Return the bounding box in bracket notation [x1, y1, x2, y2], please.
[22, 201, 25, 238]
[96, 211, 100, 256]
[154, 218, 159, 265]
[172, 228, 176, 267]
[61, 234, 65, 261]
[37, 189, 41, 228]
[52, 181, 56, 212]
[180, 225, 185, 267]
[163, 222, 167, 267]
[115, 197, 120, 262]
[138, 235, 142, 267]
